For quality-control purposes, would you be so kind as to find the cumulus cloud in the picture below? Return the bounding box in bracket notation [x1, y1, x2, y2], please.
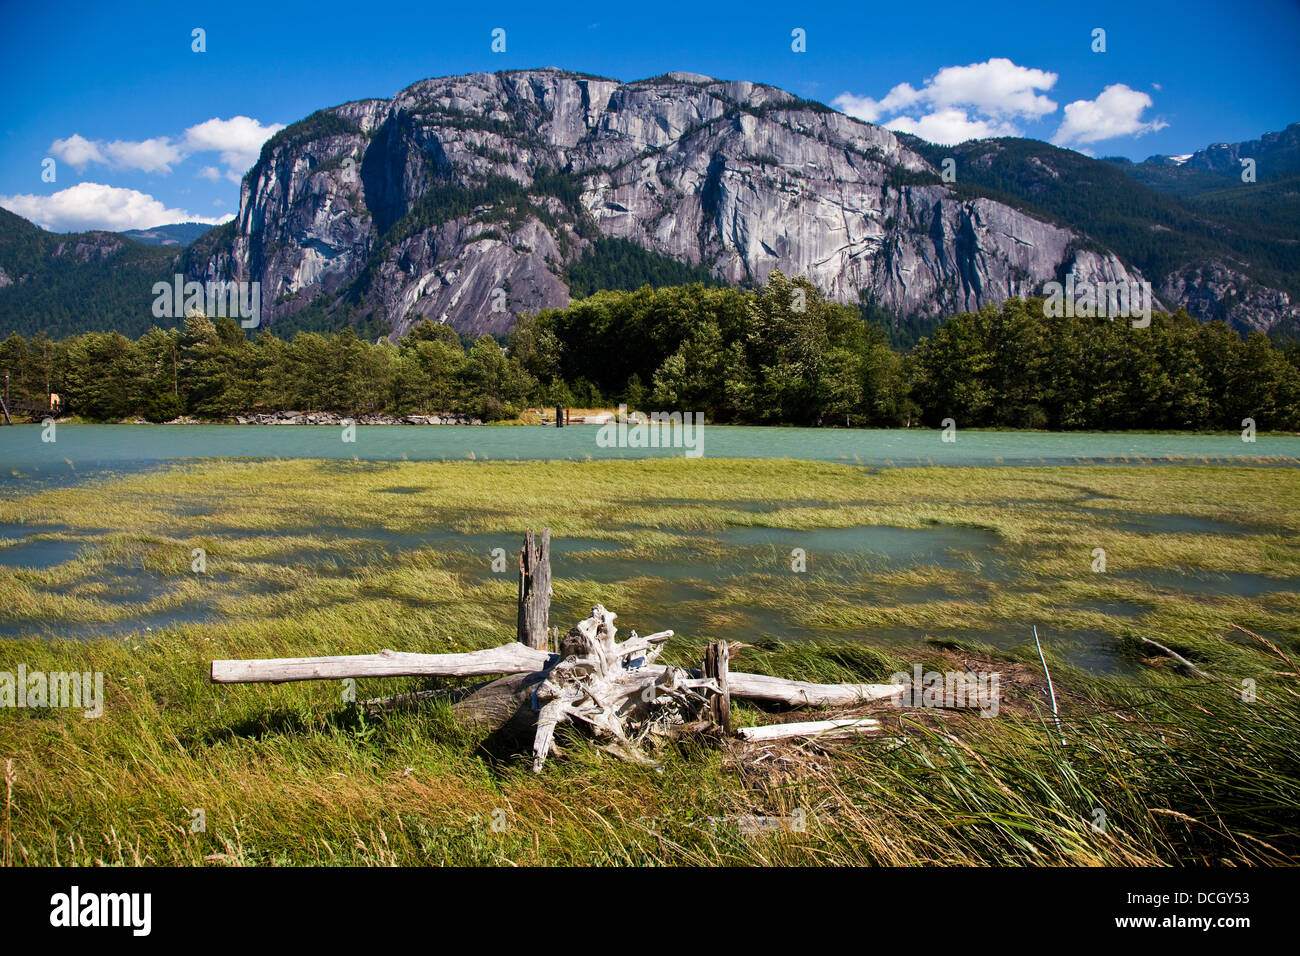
[49, 134, 106, 169]
[0, 182, 233, 232]
[833, 58, 1058, 144]
[885, 109, 1020, 145]
[1051, 84, 1169, 146]
[920, 59, 1058, 118]
[103, 136, 185, 173]
[183, 116, 284, 173]
[829, 92, 886, 124]
[44, 115, 283, 179]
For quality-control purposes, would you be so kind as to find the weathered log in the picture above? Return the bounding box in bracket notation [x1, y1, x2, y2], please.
[362, 685, 479, 714]
[737, 718, 883, 742]
[725, 673, 906, 707]
[210, 644, 553, 684]
[450, 671, 545, 731]
[212, 643, 907, 707]
[212, 642, 909, 710]
[517, 528, 552, 650]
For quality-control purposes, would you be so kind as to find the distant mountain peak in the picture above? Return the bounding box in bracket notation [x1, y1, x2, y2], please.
[120, 222, 216, 247]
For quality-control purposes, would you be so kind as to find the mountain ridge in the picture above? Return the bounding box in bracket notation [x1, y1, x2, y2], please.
[2, 69, 1296, 342]
[188, 67, 1146, 339]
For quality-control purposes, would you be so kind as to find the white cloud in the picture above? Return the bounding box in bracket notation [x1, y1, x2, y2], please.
[885, 109, 1020, 146]
[831, 93, 886, 124]
[49, 134, 106, 169]
[917, 59, 1058, 119]
[834, 58, 1058, 145]
[103, 136, 185, 173]
[197, 165, 223, 181]
[44, 115, 283, 179]
[1051, 84, 1168, 146]
[0, 182, 234, 232]
[183, 116, 285, 173]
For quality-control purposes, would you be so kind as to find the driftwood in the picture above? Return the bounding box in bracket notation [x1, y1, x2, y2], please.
[211, 642, 904, 709]
[1139, 636, 1214, 679]
[737, 718, 883, 742]
[210, 613, 912, 769]
[724, 673, 905, 707]
[529, 605, 723, 770]
[206, 532, 991, 771]
[211, 644, 552, 684]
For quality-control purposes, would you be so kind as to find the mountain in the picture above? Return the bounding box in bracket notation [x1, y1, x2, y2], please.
[1106, 123, 1300, 196]
[898, 133, 1299, 334]
[2, 70, 1296, 343]
[119, 222, 218, 247]
[184, 68, 1144, 340]
[0, 208, 180, 340]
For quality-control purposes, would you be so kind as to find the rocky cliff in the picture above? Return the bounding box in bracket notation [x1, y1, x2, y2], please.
[192, 68, 1149, 338]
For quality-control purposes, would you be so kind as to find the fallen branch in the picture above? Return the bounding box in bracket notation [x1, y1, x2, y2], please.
[1139, 636, 1214, 679]
[212, 643, 907, 708]
[211, 644, 553, 684]
[737, 718, 883, 742]
[726, 673, 905, 707]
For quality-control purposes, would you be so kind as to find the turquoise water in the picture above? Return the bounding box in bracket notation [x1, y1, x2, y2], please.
[2, 423, 1297, 489]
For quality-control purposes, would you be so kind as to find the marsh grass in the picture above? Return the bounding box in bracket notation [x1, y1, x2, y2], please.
[0, 459, 1297, 865]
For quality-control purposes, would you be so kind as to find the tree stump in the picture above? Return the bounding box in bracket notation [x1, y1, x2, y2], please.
[703, 640, 731, 734]
[517, 528, 551, 650]
[530, 604, 723, 771]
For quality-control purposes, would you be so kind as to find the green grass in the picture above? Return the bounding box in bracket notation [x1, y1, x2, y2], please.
[1, 459, 1297, 865]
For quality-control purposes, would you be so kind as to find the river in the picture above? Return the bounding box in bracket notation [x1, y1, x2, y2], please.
[2, 423, 1297, 489]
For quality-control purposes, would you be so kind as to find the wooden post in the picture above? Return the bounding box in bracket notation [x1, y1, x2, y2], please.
[703, 640, 731, 734]
[555, 406, 564, 428]
[517, 529, 552, 650]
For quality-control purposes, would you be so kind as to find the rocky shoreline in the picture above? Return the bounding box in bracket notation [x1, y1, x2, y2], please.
[228, 411, 485, 426]
[105, 411, 487, 425]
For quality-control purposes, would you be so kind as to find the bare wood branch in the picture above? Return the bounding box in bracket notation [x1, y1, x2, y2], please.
[210, 644, 553, 684]
[737, 718, 883, 742]
[725, 672, 906, 707]
[1140, 636, 1213, 679]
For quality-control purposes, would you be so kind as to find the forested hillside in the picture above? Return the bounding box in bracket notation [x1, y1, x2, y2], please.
[0, 209, 178, 340]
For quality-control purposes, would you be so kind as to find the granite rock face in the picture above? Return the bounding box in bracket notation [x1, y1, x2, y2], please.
[1161, 260, 1299, 334]
[195, 69, 1154, 338]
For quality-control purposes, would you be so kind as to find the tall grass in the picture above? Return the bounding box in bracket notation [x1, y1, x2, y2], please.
[1, 459, 1297, 865]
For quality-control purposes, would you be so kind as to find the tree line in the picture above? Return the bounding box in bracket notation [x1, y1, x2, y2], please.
[2, 272, 1298, 430]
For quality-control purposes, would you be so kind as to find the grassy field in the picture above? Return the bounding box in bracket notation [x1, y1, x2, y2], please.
[1, 458, 1298, 865]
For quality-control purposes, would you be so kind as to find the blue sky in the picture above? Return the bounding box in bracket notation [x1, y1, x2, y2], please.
[2, 0, 1297, 232]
